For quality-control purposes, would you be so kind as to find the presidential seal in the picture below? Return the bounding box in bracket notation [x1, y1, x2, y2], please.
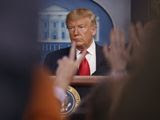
[60, 86, 81, 116]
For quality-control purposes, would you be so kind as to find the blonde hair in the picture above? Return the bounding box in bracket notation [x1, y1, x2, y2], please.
[66, 8, 97, 27]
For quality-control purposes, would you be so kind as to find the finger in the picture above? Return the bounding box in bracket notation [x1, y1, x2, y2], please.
[62, 56, 68, 61]
[118, 29, 126, 49]
[57, 59, 61, 65]
[133, 22, 143, 47]
[69, 41, 76, 60]
[136, 22, 143, 35]
[122, 48, 129, 61]
[76, 50, 87, 66]
[110, 28, 116, 45]
[127, 24, 137, 53]
[136, 22, 144, 43]
[110, 28, 115, 45]
[110, 28, 120, 49]
[57, 56, 67, 66]
[103, 44, 110, 59]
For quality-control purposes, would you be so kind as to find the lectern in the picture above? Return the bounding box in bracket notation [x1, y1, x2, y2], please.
[50, 76, 108, 97]
[50, 76, 108, 116]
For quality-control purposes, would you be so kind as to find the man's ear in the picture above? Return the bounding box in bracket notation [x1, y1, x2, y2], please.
[91, 26, 97, 36]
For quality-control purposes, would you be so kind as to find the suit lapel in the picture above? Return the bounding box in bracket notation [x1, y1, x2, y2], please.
[93, 43, 110, 75]
[95, 44, 103, 72]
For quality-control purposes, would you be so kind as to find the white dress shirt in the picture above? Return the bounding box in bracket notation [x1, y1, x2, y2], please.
[76, 40, 96, 75]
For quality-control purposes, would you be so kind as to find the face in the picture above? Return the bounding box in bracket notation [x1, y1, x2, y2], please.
[67, 17, 96, 50]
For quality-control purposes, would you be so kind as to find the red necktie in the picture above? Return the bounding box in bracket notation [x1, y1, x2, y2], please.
[78, 57, 90, 76]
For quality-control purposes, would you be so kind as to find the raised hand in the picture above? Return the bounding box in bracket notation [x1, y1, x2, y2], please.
[103, 23, 145, 77]
[103, 28, 129, 74]
[55, 42, 86, 90]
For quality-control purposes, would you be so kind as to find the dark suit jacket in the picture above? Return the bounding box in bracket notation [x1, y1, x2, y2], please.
[44, 44, 111, 76]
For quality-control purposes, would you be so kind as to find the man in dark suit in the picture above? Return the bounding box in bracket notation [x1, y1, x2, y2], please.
[44, 8, 110, 76]
[45, 44, 110, 75]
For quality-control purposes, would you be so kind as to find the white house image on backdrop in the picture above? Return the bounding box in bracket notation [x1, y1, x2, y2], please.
[38, 5, 100, 44]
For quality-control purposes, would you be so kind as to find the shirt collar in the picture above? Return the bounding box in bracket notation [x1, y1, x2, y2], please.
[76, 40, 96, 55]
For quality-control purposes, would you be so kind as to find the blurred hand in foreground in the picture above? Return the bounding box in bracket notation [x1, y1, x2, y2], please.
[55, 42, 86, 90]
[104, 23, 144, 75]
[103, 28, 129, 73]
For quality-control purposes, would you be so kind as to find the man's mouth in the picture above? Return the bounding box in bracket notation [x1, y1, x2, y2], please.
[73, 38, 81, 41]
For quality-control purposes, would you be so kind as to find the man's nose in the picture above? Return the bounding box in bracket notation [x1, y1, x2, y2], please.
[73, 27, 79, 35]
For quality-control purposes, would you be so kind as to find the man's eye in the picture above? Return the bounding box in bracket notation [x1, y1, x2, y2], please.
[79, 26, 85, 28]
[68, 27, 74, 29]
